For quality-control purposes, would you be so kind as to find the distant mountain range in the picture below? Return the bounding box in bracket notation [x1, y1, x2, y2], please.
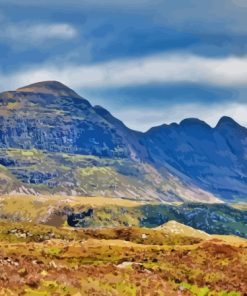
[0, 81, 246, 203]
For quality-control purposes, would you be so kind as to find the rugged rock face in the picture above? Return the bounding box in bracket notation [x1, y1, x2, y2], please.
[0, 80, 246, 202]
[0, 81, 135, 158]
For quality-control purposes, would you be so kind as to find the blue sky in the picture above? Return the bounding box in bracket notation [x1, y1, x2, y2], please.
[1, 0, 247, 131]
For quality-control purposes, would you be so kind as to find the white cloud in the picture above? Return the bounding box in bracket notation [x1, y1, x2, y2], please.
[0, 23, 78, 47]
[2, 52, 247, 90]
[1, 51, 247, 131]
[112, 102, 247, 131]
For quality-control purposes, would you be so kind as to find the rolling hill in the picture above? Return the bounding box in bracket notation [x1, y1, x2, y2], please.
[156, 220, 210, 239]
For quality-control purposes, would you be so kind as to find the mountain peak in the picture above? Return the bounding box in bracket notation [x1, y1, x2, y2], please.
[216, 116, 240, 129]
[16, 81, 80, 98]
[179, 118, 211, 129]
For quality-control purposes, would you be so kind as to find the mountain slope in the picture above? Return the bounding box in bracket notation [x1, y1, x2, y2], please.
[0, 81, 246, 202]
[0, 81, 220, 202]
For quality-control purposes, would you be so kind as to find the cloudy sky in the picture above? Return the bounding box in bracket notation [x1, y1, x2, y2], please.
[0, 0, 247, 131]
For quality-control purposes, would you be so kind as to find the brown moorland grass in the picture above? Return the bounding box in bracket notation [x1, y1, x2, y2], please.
[0, 220, 246, 295]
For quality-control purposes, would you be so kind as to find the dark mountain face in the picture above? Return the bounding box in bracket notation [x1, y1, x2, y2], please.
[0, 81, 136, 158]
[0, 80, 246, 202]
[143, 117, 247, 200]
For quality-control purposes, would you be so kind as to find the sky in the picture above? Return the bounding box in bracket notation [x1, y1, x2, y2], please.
[0, 0, 247, 131]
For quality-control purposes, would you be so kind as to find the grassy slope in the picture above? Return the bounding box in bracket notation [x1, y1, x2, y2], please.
[156, 220, 210, 239]
[0, 195, 246, 238]
[0, 148, 219, 202]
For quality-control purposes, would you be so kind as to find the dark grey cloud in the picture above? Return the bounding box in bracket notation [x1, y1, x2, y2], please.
[1, 0, 247, 131]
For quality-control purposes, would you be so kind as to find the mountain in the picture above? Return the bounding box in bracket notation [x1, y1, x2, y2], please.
[0, 81, 135, 158]
[0, 81, 246, 202]
[143, 117, 247, 201]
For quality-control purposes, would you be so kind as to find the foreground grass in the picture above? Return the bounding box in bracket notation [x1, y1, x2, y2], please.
[0, 221, 246, 295]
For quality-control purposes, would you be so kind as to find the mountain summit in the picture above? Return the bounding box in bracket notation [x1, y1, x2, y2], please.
[16, 81, 80, 98]
[216, 116, 241, 129]
[0, 81, 246, 202]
